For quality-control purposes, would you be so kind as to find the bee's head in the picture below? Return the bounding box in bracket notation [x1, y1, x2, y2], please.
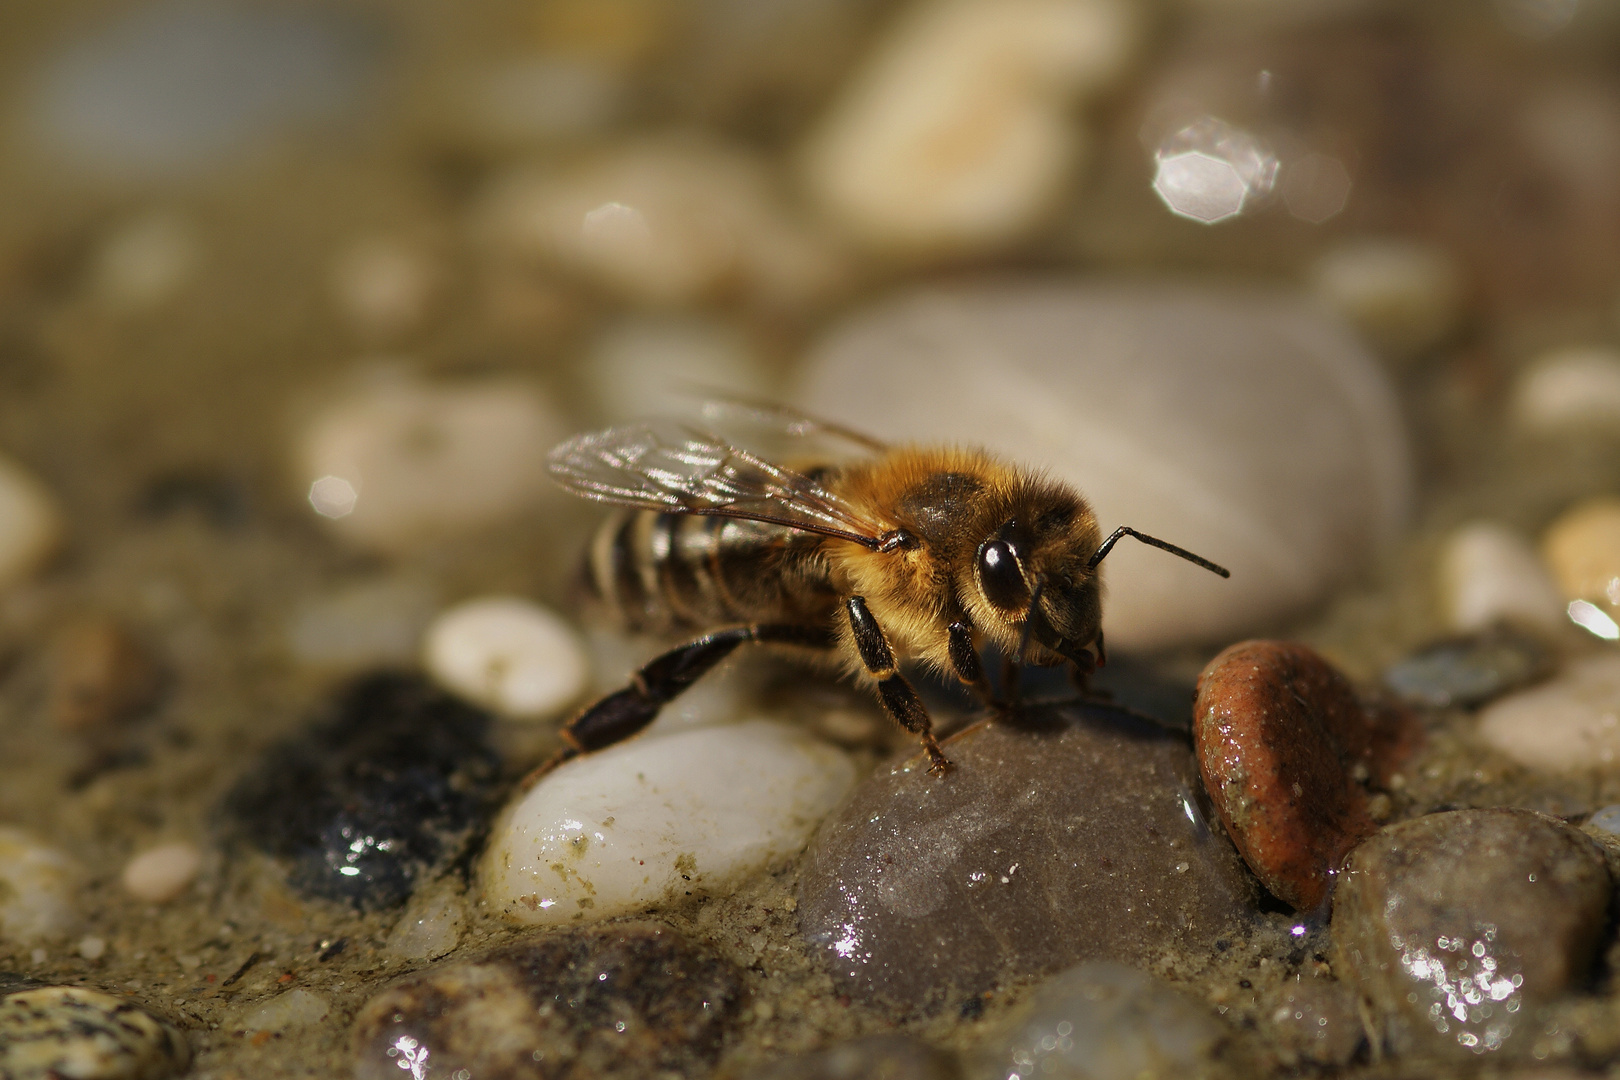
[965, 496, 1103, 667]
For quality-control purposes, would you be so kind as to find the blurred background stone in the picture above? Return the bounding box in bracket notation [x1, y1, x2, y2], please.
[795, 281, 1412, 653]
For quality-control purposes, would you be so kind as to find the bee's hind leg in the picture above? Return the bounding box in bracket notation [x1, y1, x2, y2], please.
[525, 623, 833, 787]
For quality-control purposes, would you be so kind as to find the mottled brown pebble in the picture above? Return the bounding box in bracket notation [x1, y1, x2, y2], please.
[0, 985, 190, 1080]
[1193, 640, 1418, 911]
[49, 619, 161, 732]
[351, 923, 742, 1080]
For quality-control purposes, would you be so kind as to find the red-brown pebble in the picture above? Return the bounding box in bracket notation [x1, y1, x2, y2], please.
[1193, 640, 1418, 911]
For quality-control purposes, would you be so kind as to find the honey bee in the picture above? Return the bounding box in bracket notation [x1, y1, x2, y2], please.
[546, 404, 1228, 776]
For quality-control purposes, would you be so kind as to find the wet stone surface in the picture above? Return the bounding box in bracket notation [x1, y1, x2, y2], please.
[1258, 976, 1366, 1069]
[969, 962, 1233, 1080]
[351, 923, 744, 1080]
[221, 672, 500, 910]
[1332, 808, 1611, 1059]
[0, 985, 191, 1080]
[1382, 628, 1553, 710]
[746, 1034, 960, 1080]
[1193, 641, 1418, 911]
[798, 702, 1255, 1013]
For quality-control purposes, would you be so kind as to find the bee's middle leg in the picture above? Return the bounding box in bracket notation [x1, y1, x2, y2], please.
[531, 622, 833, 783]
[847, 596, 952, 776]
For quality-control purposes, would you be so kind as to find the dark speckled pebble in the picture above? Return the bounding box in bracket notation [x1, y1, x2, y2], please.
[744, 1035, 960, 1080]
[0, 986, 190, 1080]
[1382, 627, 1552, 709]
[798, 701, 1255, 1013]
[351, 923, 742, 1080]
[221, 671, 499, 909]
[1193, 641, 1419, 912]
[1333, 808, 1610, 1060]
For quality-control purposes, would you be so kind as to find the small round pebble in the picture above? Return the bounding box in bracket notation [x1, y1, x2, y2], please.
[1332, 808, 1609, 1058]
[1309, 236, 1465, 357]
[1586, 805, 1620, 835]
[0, 454, 62, 591]
[476, 136, 841, 308]
[295, 372, 562, 552]
[1542, 497, 1620, 610]
[971, 963, 1230, 1080]
[1477, 653, 1620, 771]
[328, 235, 438, 341]
[87, 211, 199, 313]
[49, 619, 162, 732]
[232, 988, 331, 1033]
[1382, 627, 1552, 710]
[486, 720, 854, 926]
[352, 925, 742, 1080]
[0, 827, 82, 944]
[0, 985, 190, 1080]
[422, 596, 588, 721]
[1194, 640, 1418, 911]
[1437, 521, 1567, 633]
[383, 891, 465, 963]
[1511, 346, 1620, 433]
[78, 936, 107, 961]
[801, 0, 1137, 254]
[120, 842, 201, 903]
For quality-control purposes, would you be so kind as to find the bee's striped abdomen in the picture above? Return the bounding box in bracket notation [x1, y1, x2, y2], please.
[585, 509, 834, 634]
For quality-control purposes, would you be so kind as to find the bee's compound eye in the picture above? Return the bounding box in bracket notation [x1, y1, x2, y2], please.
[975, 539, 1028, 611]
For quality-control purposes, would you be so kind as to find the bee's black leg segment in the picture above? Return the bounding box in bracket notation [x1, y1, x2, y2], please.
[551, 622, 832, 766]
[947, 619, 998, 711]
[846, 596, 952, 775]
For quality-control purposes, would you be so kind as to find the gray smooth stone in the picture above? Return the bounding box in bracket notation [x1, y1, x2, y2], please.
[798, 702, 1255, 1012]
[1332, 808, 1611, 1060]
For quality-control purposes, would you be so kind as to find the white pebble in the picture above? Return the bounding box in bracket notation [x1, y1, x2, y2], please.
[328, 236, 438, 341]
[483, 721, 856, 926]
[801, 0, 1136, 255]
[289, 579, 437, 671]
[795, 281, 1411, 653]
[476, 135, 842, 308]
[232, 988, 331, 1033]
[1309, 237, 1465, 358]
[1587, 805, 1620, 835]
[294, 371, 562, 551]
[1478, 654, 1620, 771]
[77, 936, 106, 960]
[1436, 522, 1566, 634]
[384, 892, 465, 962]
[423, 597, 588, 721]
[0, 827, 81, 943]
[1511, 347, 1620, 434]
[120, 842, 202, 903]
[0, 455, 62, 591]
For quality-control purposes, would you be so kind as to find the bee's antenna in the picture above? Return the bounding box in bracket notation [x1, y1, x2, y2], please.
[1088, 526, 1230, 578]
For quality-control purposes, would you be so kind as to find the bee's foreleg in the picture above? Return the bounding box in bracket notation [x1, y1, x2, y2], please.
[946, 619, 1000, 713]
[527, 623, 832, 786]
[846, 596, 953, 776]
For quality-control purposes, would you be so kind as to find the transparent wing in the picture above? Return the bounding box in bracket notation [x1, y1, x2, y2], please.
[548, 420, 891, 548]
[690, 396, 888, 458]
